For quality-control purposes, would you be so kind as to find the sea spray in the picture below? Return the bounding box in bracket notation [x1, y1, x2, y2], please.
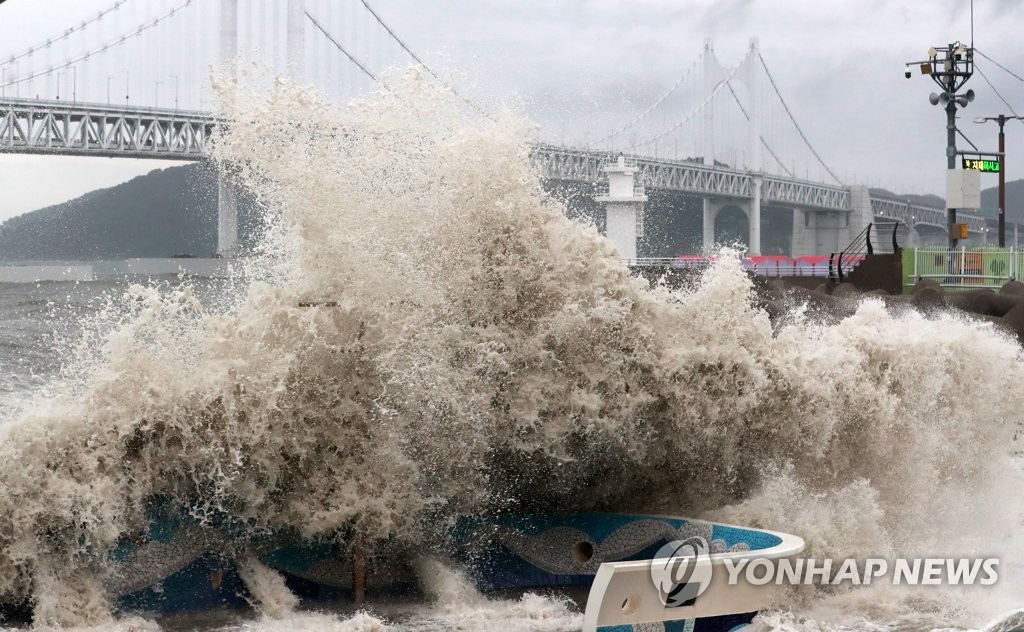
[0, 70, 1018, 630]
[235, 558, 297, 619]
[401, 558, 581, 632]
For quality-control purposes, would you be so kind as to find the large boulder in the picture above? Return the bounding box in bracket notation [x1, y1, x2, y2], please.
[1001, 279, 1024, 296]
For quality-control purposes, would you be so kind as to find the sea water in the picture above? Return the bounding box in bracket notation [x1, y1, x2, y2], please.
[0, 70, 1021, 631]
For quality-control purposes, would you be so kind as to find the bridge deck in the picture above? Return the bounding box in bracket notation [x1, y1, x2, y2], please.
[0, 98, 988, 230]
[0, 97, 217, 161]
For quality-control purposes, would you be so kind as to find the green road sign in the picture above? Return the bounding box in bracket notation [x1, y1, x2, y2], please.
[963, 158, 1001, 172]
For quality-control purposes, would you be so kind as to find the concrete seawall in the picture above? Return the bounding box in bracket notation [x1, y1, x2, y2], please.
[0, 265, 95, 283]
[0, 259, 235, 283]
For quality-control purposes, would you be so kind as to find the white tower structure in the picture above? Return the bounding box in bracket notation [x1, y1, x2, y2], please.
[596, 155, 648, 261]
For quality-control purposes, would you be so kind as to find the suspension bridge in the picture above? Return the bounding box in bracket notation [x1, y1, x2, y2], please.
[0, 0, 1011, 258]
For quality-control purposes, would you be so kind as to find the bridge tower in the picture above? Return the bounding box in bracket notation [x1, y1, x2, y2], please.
[215, 0, 303, 257]
[701, 39, 764, 255]
[217, 0, 240, 257]
[596, 155, 647, 260]
[287, 0, 306, 81]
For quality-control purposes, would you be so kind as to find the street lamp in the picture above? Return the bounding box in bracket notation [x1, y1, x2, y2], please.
[124, 70, 130, 105]
[907, 41, 975, 248]
[56, 71, 63, 100]
[170, 75, 178, 110]
[975, 115, 1024, 247]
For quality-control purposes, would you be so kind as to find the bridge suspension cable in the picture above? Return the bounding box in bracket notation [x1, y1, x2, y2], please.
[1, 0, 132, 66]
[724, 81, 795, 178]
[355, 0, 491, 119]
[305, 10, 378, 82]
[756, 52, 842, 185]
[974, 49, 1024, 84]
[594, 53, 702, 145]
[632, 63, 740, 149]
[951, 48, 1024, 128]
[0, 0, 195, 89]
[970, 63, 1019, 121]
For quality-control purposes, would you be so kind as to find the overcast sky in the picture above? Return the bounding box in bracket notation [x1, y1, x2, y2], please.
[2, 0, 1024, 222]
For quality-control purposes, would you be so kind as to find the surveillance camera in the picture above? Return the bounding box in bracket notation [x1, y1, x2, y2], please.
[905, 65, 912, 79]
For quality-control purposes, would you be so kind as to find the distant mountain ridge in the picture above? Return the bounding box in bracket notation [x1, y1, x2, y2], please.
[0, 163, 260, 261]
[1, 164, 1021, 261]
[872, 179, 1024, 223]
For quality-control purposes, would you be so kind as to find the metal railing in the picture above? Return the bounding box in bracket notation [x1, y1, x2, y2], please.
[828, 222, 901, 282]
[829, 223, 872, 282]
[908, 247, 1024, 290]
[625, 256, 832, 277]
[625, 258, 686, 267]
[595, 183, 646, 198]
[604, 155, 638, 168]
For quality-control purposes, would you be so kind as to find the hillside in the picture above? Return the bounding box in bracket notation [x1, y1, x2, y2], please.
[980, 179, 1024, 223]
[875, 178, 1024, 223]
[3, 164, 1022, 261]
[0, 163, 260, 261]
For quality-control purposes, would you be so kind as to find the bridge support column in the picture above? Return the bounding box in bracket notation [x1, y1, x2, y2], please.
[748, 177, 762, 256]
[702, 199, 716, 254]
[595, 155, 647, 261]
[845, 184, 873, 247]
[218, 173, 239, 257]
[906, 226, 920, 247]
[790, 209, 809, 257]
[703, 198, 754, 254]
[791, 209, 847, 256]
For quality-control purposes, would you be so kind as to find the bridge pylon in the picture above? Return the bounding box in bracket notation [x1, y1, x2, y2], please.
[287, 0, 306, 81]
[702, 38, 760, 171]
[220, 0, 238, 77]
[701, 38, 764, 255]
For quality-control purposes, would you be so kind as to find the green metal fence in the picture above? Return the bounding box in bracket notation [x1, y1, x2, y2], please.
[903, 247, 1024, 292]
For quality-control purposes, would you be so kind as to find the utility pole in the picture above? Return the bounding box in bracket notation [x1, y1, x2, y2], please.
[975, 114, 1023, 247]
[907, 42, 976, 248]
[1000, 119, 1006, 246]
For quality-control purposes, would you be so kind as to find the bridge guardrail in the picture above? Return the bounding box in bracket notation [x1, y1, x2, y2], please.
[626, 256, 831, 277]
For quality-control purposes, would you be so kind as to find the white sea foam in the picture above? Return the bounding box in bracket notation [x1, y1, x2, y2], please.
[0, 69, 1019, 630]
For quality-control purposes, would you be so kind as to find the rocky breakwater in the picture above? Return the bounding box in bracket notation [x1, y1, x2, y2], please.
[759, 277, 1024, 344]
